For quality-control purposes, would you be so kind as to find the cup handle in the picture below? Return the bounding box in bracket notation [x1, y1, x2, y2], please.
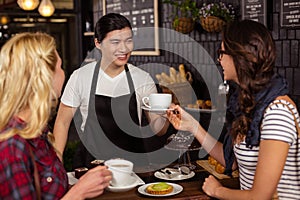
[142, 97, 151, 108]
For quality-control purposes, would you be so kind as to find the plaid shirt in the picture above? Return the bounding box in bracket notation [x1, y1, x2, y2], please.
[0, 117, 68, 199]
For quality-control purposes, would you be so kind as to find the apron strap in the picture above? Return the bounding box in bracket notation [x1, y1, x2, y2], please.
[124, 64, 135, 93]
[89, 63, 134, 105]
[88, 60, 101, 112]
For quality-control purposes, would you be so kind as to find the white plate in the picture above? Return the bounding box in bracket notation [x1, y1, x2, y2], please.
[138, 182, 183, 197]
[154, 171, 195, 181]
[106, 173, 145, 192]
[67, 172, 78, 185]
[141, 106, 174, 114]
[185, 107, 216, 113]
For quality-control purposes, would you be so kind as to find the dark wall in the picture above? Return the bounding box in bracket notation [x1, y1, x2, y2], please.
[89, 0, 300, 107]
[128, 0, 300, 107]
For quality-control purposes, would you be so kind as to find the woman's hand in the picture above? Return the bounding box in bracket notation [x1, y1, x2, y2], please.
[202, 175, 223, 198]
[167, 104, 199, 134]
[63, 166, 112, 200]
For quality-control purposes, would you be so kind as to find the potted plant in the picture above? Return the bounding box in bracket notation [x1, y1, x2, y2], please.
[199, 2, 235, 32]
[163, 0, 199, 34]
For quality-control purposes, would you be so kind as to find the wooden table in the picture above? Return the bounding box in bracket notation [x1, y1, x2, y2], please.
[90, 162, 240, 200]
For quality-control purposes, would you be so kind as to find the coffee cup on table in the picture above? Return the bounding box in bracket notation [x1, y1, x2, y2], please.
[104, 159, 135, 187]
[142, 93, 172, 109]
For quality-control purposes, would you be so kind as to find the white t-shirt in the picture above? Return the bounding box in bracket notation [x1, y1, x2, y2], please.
[234, 99, 300, 199]
[61, 62, 157, 131]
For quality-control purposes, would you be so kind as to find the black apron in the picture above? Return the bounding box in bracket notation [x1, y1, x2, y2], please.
[95, 64, 146, 153]
[72, 61, 170, 169]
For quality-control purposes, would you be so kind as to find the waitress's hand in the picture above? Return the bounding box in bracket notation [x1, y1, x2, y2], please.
[63, 166, 112, 200]
[167, 104, 199, 134]
[202, 175, 223, 198]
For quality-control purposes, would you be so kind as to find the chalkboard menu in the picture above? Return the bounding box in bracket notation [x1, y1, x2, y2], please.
[280, 0, 300, 27]
[103, 0, 159, 56]
[241, 0, 267, 26]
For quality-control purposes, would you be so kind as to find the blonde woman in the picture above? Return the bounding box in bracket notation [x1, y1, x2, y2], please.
[0, 32, 111, 199]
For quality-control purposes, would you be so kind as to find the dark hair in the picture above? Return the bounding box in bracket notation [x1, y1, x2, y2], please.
[223, 20, 276, 141]
[94, 13, 132, 43]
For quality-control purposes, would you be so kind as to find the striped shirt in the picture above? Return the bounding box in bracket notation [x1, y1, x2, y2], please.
[234, 99, 300, 199]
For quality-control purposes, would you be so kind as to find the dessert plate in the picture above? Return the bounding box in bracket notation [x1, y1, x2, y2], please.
[106, 173, 145, 192]
[154, 170, 195, 181]
[138, 182, 183, 197]
[141, 106, 174, 114]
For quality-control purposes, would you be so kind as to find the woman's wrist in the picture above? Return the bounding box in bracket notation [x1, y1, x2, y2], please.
[214, 186, 227, 199]
[62, 183, 84, 200]
[191, 121, 208, 146]
[189, 119, 201, 136]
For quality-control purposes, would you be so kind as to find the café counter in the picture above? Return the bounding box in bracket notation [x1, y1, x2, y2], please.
[90, 161, 240, 200]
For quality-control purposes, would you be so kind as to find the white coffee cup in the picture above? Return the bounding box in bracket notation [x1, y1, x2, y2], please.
[104, 159, 135, 187]
[142, 93, 172, 109]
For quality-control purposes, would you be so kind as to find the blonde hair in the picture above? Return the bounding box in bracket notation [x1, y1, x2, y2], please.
[0, 32, 57, 141]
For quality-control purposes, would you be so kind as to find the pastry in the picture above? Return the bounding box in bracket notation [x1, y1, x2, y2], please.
[179, 64, 187, 82]
[188, 99, 213, 109]
[196, 99, 204, 107]
[90, 159, 104, 168]
[169, 67, 178, 83]
[208, 156, 217, 166]
[146, 182, 173, 195]
[74, 167, 88, 179]
[215, 163, 225, 174]
[208, 156, 225, 174]
[202, 100, 212, 109]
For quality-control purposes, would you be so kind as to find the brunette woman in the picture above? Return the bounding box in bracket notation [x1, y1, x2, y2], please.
[168, 20, 300, 199]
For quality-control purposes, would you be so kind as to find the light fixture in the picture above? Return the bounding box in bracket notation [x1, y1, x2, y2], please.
[17, 0, 55, 17]
[38, 0, 55, 17]
[0, 16, 10, 25]
[17, 0, 40, 11]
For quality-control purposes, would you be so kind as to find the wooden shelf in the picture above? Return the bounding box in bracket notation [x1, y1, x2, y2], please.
[84, 32, 94, 36]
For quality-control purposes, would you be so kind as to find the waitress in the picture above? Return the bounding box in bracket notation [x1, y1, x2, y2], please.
[53, 13, 170, 168]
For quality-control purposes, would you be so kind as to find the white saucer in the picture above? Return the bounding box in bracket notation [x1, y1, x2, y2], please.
[107, 181, 138, 192]
[67, 171, 145, 192]
[141, 106, 174, 114]
[106, 173, 145, 192]
[67, 172, 78, 185]
[154, 170, 195, 181]
[185, 107, 216, 113]
[138, 182, 183, 197]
